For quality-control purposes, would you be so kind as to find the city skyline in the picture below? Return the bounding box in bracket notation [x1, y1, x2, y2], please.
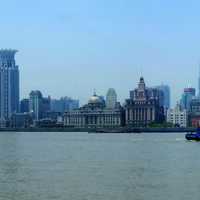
[8, 49, 200, 107]
[2, 0, 200, 106]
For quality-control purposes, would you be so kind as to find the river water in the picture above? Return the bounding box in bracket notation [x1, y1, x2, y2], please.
[0, 132, 199, 200]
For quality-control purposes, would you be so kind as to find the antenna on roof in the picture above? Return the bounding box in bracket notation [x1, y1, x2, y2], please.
[140, 66, 143, 78]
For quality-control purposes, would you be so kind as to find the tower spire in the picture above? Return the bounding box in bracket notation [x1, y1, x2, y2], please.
[93, 88, 96, 96]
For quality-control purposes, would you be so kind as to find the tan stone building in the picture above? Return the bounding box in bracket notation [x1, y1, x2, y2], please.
[64, 93, 125, 128]
[124, 77, 164, 127]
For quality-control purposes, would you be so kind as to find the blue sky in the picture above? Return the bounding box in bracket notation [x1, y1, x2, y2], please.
[1, 0, 200, 106]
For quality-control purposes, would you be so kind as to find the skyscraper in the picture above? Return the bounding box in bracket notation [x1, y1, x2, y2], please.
[29, 91, 51, 120]
[0, 49, 19, 122]
[106, 88, 117, 109]
[20, 99, 29, 113]
[29, 90, 43, 120]
[155, 85, 170, 109]
[51, 97, 79, 113]
[180, 87, 196, 110]
[198, 65, 200, 97]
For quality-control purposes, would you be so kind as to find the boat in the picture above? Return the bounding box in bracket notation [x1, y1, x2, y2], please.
[185, 128, 200, 141]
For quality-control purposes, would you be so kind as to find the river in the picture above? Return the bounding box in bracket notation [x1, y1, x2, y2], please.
[0, 132, 199, 200]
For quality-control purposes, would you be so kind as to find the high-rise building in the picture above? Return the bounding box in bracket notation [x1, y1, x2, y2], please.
[155, 85, 170, 109]
[198, 66, 200, 97]
[51, 97, 79, 113]
[20, 99, 29, 113]
[29, 90, 43, 120]
[0, 49, 19, 122]
[42, 96, 51, 115]
[180, 88, 196, 110]
[29, 91, 51, 120]
[106, 88, 117, 109]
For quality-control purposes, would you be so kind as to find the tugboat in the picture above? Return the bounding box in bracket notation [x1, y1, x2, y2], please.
[185, 128, 200, 141]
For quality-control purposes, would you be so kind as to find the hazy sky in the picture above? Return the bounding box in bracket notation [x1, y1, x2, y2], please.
[1, 0, 200, 106]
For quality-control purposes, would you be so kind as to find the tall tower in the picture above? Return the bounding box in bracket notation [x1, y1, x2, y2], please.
[106, 88, 117, 109]
[29, 90, 43, 120]
[198, 65, 200, 98]
[180, 88, 196, 110]
[155, 84, 171, 109]
[0, 49, 19, 122]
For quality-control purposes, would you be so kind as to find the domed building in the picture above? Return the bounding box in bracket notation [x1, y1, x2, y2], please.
[88, 92, 105, 108]
[64, 92, 125, 128]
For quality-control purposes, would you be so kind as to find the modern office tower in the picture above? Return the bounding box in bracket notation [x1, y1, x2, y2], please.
[106, 88, 117, 109]
[0, 49, 19, 123]
[29, 91, 51, 120]
[180, 88, 196, 110]
[198, 66, 200, 97]
[167, 103, 187, 127]
[29, 91, 43, 120]
[20, 99, 29, 113]
[155, 85, 170, 109]
[125, 77, 165, 127]
[51, 97, 79, 113]
[42, 96, 51, 115]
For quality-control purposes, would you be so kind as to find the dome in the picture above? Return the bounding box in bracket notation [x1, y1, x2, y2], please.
[88, 93, 103, 104]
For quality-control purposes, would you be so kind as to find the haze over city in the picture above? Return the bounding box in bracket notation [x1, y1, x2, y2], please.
[1, 0, 200, 105]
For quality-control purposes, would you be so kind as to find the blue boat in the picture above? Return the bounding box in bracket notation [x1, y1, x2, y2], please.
[185, 128, 200, 141]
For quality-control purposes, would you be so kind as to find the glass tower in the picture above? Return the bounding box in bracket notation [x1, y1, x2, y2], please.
[106, 88, 117, 109]
[180, 88, 196, 110]
[198, 65, 200, 97]
[0, 49, 19, 121]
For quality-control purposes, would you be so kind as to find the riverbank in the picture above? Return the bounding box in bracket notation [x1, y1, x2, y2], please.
[89, 127, 196, 133]
[0, 127, 196, 133]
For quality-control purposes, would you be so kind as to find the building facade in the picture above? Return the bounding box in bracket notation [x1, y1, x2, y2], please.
[106, 88, 117, 109]
[188, 98, 200, 127]
[180, 87, 196, 110]
[167, 103, 187, 127]
[20, 98, 29, 113]
[10, 113, 32, 128]
[125, 77, 164, 127]
[51, 97, 79, 113]
[29, 91, 51, 120]
[29, 91, 43, 120]
[64, 92, 125, 128]
[0, 49, 19, 122]
[198, 66, 200, 97]
[155, 84, 170, 109]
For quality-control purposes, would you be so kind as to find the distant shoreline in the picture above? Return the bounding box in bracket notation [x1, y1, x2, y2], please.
[0, 127, 196, 133]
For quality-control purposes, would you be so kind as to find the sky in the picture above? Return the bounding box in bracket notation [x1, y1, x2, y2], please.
[1, 0, 200, 106]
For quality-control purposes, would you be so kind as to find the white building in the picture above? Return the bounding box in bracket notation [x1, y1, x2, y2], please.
[106, 88, 117, 109]
[167, 103, 187, 127]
